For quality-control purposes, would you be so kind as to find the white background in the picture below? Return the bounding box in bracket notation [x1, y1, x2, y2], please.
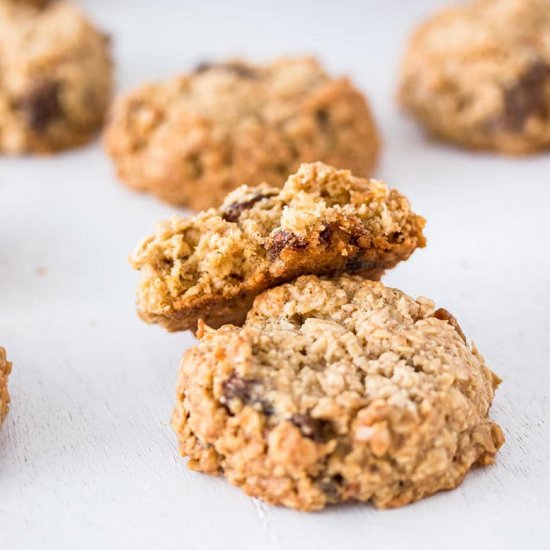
[1, 1, 549, 548]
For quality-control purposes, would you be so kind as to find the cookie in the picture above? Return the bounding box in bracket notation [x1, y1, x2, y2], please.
[105, 56, 380, 209]
[130, 162, 425, 332]
[399, 0, 550, 154]
[0, 347, 11, 425]
[0, 0, 113, 154]
[172, 275, 504, 511]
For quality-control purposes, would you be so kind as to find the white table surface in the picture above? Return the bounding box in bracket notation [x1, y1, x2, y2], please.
[1, 1, 549, 548]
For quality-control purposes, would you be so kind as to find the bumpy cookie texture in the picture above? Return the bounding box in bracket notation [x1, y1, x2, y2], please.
[0, 347, 11, 425]
[0, 0, 113, 154]
[399, 0, 550, 154]
[130, 162, 425, 332]
[172, 275, 504, 511]
[105, 57, 380, 209]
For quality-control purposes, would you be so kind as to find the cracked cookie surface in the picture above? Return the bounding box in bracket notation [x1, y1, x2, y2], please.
[172, 275, 504, 511]
[1, 347, 11, 425]
[105, 56, 380, 209]
[399, 0, 550, 154]
[0, 0, 113, 154]
[130, 162, 425, 332]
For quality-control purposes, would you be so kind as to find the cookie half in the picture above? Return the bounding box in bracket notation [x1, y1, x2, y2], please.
[172, 275, 504, 511]
[131, 162, 426, 332]
[399, 0, 550, 154]
[0, 0, 113, 154]
[105, 56, 380, 209]
[0, 347, 11, 425]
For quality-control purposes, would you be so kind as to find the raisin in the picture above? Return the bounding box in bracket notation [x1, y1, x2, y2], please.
[193, 61, 214, 74]
[291, 414, 335, 443]
[193, 61, 258, 79]
[389, 231, 403, 244]
[259, 400, 275, 416]
[221, 374, 256, 404]
[221, 193, 272, 222]
[221, 374, 275, 416]
[316, 109, 329, 127]
[18, 80, 63, 132]
[288, 313, 304, 325]
[317, 474, 344, 501]
[267, 230, 308, 260]
[433, 308, 467, 343]
[500, 61, 550, 131]
[318, 225, 333, 246]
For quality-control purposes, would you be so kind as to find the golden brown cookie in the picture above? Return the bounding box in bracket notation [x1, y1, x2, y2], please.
[172, 275, 504, 511]
[130, 163, 425, 332]
[399, 0, 550, 154]
[0, 347, 11, 425]
[105, 57, 380, 209]
[0, 0, 113, 154]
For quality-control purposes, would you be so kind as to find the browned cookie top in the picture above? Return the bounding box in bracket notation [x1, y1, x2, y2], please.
[130, 162, 425, 332]
[105, 57, 380, 209]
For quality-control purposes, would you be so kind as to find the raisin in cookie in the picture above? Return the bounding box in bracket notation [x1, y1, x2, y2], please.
[1, 347, 11, 425]
[172, 275, 504, 511]
[0, 0, 113, 154]
[399, 0, 550, 154]
[105, 57, 380, 209]
[130, 162, 425, 332]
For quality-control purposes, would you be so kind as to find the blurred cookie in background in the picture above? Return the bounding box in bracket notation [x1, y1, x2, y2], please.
[0, 0, 113, 154]
[0, 347, 11, 426]
[399, 0, 550, 154]
[105, 57, 380, 210]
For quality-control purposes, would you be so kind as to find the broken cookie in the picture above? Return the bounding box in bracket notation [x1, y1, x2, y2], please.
[130, 162, 426, 331]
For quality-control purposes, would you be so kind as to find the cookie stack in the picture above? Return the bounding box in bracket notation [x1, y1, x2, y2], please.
[1, 0, 525, 514]
[131, 162, 504, 511]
